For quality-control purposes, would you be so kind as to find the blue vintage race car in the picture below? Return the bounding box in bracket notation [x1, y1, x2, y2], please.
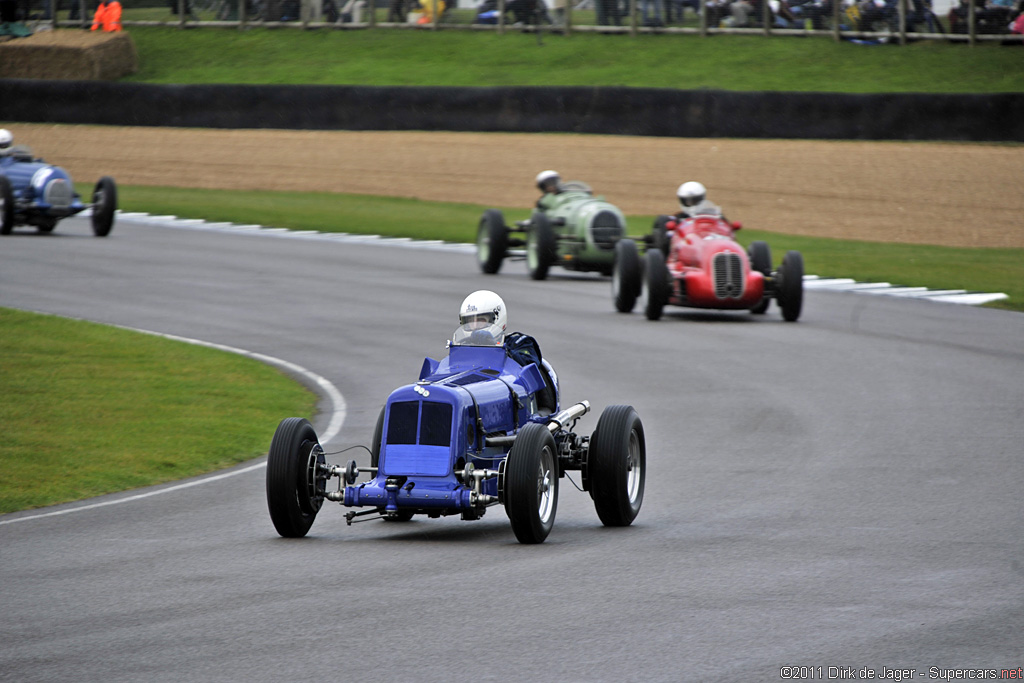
[0, 147, 117, 236]
[266, 340, 646, 544]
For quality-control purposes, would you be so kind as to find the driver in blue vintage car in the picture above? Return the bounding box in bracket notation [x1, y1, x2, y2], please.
[452, 290, 556, 413]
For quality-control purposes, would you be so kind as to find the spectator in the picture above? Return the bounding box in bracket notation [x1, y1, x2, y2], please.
[597, 0, 621, 24]
[91, 0, 122, 31]
[301, 0, 322, 22]
[642, 0, 666, 25]
[665, 0, 698, 23]
[730, 0, 756, 26]
[789, 0, 830, 28]
[387, 0, 406, 21]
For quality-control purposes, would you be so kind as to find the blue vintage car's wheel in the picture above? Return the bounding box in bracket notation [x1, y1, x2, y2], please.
[504, 422, 558, 544]
[612, 238, 641, 313]
[777, 250, 804, 322]
[748, 241, 772, 314]
[266, 417, 325, 538]
[91, 176, 117, 237]
[0, 175, 13, 235]
[526, 213, 557, 281]
[589, 405, 645, 527]
[644, 248, 670, 321]
[477, 209, 508, 275]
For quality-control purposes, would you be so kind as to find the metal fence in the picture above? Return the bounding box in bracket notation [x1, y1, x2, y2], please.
[34, 0, 1024, 44]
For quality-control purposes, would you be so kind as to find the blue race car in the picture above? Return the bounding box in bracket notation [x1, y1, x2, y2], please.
[0, 146, 117, 236]
[266, 338, 646, 544]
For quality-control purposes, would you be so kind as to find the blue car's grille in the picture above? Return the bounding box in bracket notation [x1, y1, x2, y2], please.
[713, 252, 745, 299]
[44, 179, 72, 211]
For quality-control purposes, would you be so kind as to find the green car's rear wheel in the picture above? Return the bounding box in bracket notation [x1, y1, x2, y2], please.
[477, 209, 508, 274]
[526, 213, 557, 281]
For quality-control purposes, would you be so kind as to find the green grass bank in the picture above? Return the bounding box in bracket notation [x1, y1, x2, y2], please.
[0, 308, 317, 513]
[121, 27, 1024, 93]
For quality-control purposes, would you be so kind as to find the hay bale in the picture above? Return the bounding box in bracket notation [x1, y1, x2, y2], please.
[0, 30, 138, 80]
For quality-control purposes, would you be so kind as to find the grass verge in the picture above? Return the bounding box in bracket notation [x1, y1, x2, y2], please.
[0, 308, 317, 514]
[120, 27, 1024, 93]
[117, 184, 1024, 312]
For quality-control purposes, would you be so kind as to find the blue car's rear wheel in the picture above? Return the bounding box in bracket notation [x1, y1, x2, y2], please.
[267, 417, 325, 538]
[0, 175, 13, 235]
[504, 422, 558, 544]
[589, 405, 645, 527]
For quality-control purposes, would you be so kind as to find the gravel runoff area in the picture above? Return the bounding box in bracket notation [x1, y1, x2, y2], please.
[7, 123, 1023, 248]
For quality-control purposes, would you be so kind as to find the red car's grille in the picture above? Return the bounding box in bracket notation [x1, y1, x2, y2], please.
[713, 252, 744, 299]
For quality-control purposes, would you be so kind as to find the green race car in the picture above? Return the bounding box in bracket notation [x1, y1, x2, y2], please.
[477, 180, 628, 280]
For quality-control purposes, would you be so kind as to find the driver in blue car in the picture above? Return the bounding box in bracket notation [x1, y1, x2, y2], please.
[0, 129, 13, 158]
[452, 290, 556, 412]
[453, 289, 508, 347]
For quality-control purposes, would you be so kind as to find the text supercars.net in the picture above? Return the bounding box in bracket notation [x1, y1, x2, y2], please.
[779, 667, 1024, 681]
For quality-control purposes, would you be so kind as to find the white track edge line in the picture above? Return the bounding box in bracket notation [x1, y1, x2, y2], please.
[124, 211, 1007, 305]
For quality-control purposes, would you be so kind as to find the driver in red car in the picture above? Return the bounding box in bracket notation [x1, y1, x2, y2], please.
[675, 181, 724, 220]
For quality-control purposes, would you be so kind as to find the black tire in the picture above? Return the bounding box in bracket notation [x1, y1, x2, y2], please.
[748, 240, 772, 314]
[91, 176, 117, 237]
[777, 250, 804, 322]
[652, 214, 673, 256]
[645, 248, 670, 321]
[526, 212, 557, 281]
[266, 417, 325, 538]
[588, 405, 645, 527]
[0, 175, 14, 235]
[477, 209, 508, 274]
[612, 238, 642, 313]
[504, 422, 559, 544]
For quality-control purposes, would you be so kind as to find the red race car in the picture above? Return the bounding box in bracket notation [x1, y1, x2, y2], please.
[612, 212, 804, 322]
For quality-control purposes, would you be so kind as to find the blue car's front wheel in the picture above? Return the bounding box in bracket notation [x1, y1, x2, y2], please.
[267, 417, 325, 538]
[0, 175, 13, 235]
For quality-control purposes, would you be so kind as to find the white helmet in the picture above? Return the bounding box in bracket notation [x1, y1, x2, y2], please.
[677, 181, 707, 208]
[536, 169, 561, 192]
[453, 290, 507, 347]
[0, 129, 12, 150]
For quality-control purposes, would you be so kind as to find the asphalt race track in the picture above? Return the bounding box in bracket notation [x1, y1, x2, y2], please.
[2, 217, 1023, 682]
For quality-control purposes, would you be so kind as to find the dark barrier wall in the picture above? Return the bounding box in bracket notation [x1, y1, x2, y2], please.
[2, 79, 1022, 141]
